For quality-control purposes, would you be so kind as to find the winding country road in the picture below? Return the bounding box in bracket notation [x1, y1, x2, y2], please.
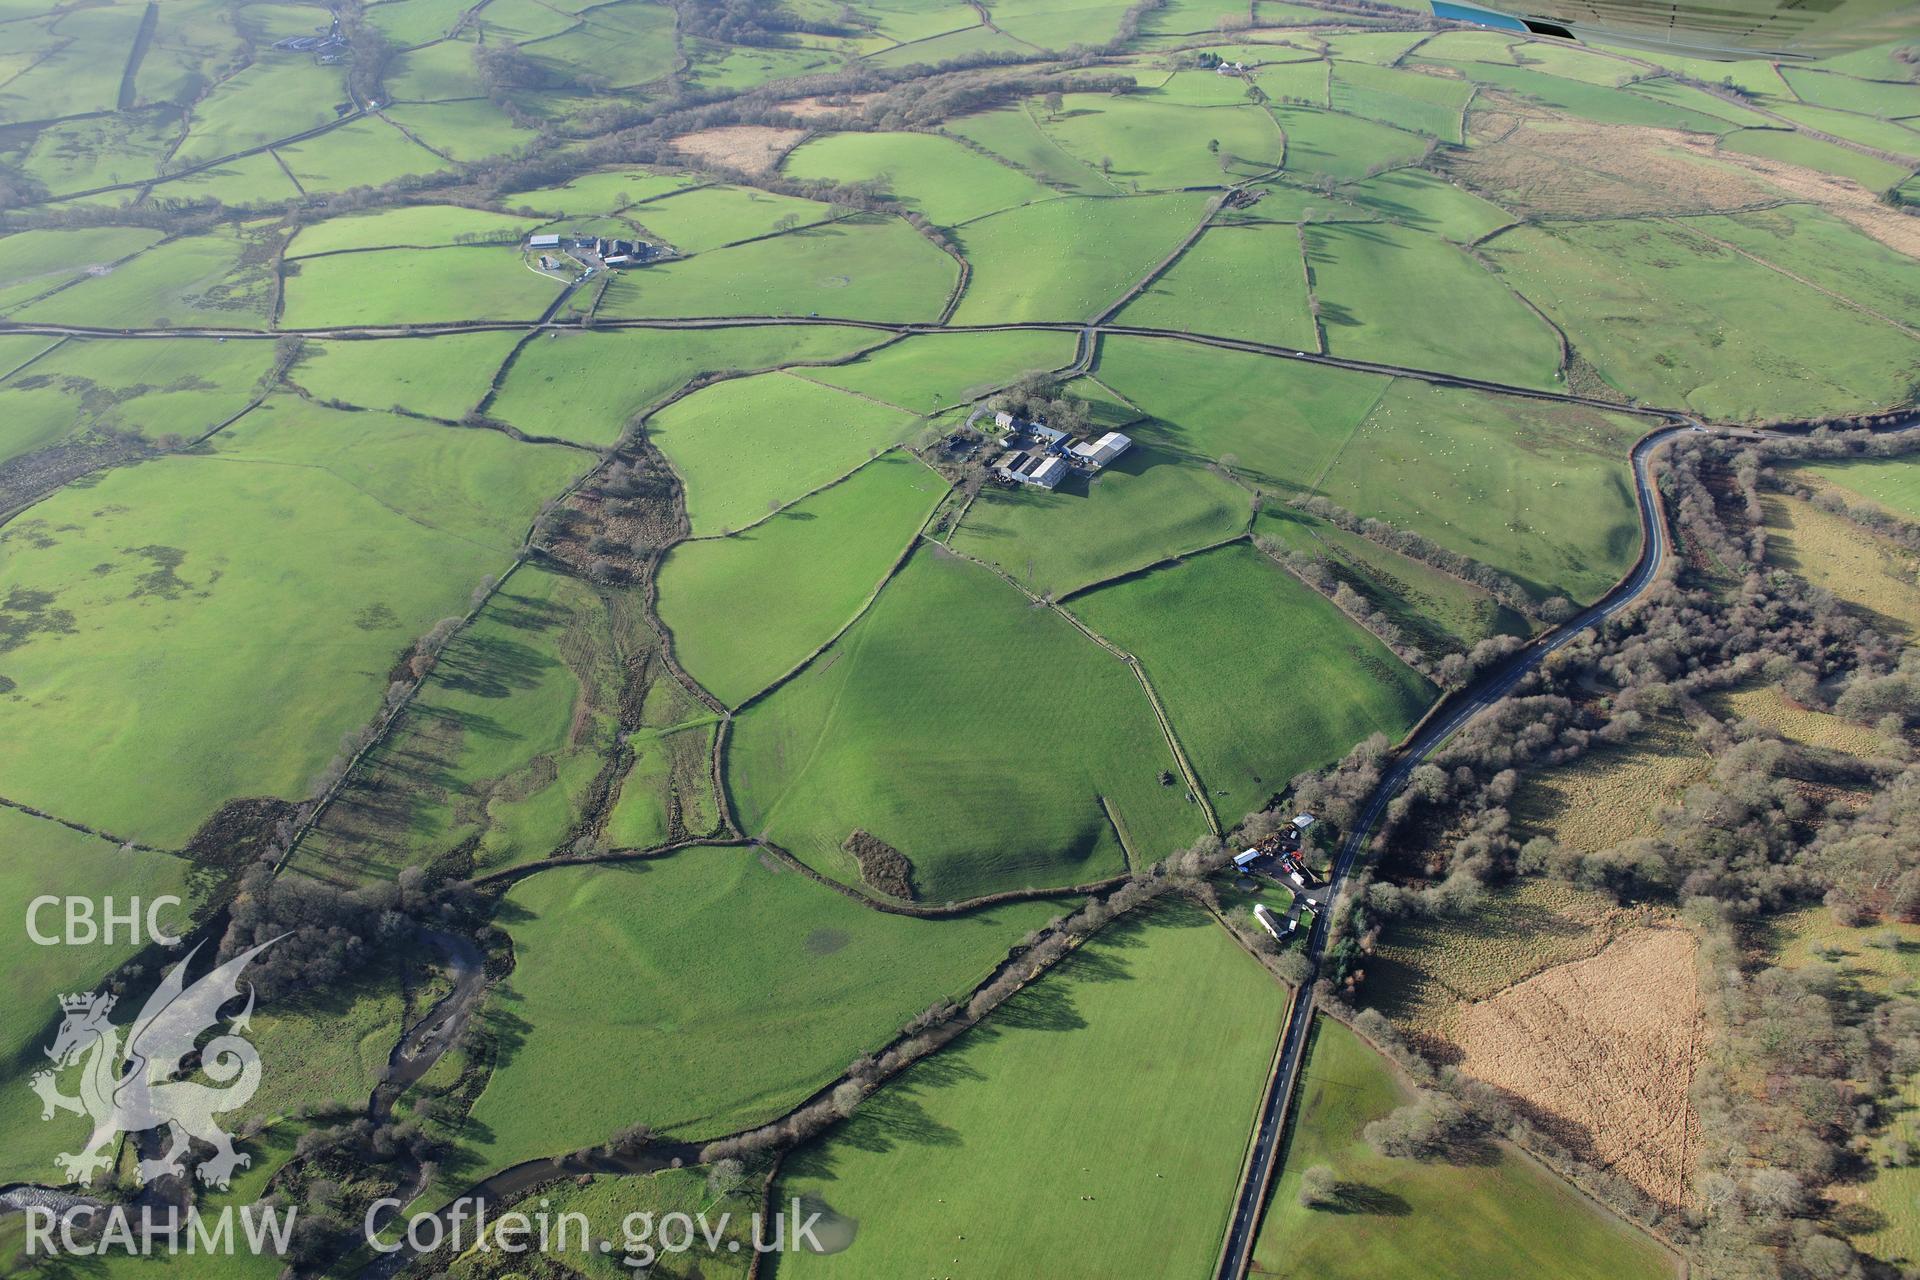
[1214, 419, 1693, 1280]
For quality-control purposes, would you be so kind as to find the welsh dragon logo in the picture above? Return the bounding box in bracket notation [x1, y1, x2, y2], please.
[29, 938, 281, 1190]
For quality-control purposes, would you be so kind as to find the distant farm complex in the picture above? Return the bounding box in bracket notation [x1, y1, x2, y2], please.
[990, 410, 1133, 491]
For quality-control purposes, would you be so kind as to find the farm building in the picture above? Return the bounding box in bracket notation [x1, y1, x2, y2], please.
[994, 450, 1068, 490]
[1233, 849, 1261, 870]
[1069, 431, 1132, 469]
[528, 233, 561, 249]
[1030, 423, 1069, 449]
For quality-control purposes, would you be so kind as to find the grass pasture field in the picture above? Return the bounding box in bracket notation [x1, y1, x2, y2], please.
[800, 328, 1076, 411]
[597, 215, 958, 323]
[1255, 1015, 1681, 1280]
[1344, 166, 1514, 243]
[657, 451, 946, 707]
[622, 184, 838, 253]
[1798, 456, 1920, 523]
[1093, 333, 1388, 492]
[292, 333, 523, 420]
[1676, 204, 1920, 330]
[1487, 219, 1920, 420]
[781, 130, 1057, 226]
[279, 245, 563, 327]
[1329, 62, 1475, 142]
[8, 223, 278, 329]
[948, 192, 1211, 324]
[487, 324, 880, 447]
[773, 900, 1286, 1280]
[0, 335, 272, 464]
[442, 852, 1058, 1182]
[446, 1170, 756, 1279]
[276, 118, 452, 194]
[292, 563, 628, 885]
[1071, 544, 1434, 809]
[1117, 222, 1318, 351]
[0, 226, 165, 311]
[1036, 94, 1284, 190]
[728, 547, 1205, 900]
[1303, 220, 1563, 391]
[645, 372, 921, 536]
[0, 812, 199, 1187]
[285, 204, 544, 257]
[1254, 503, 1530, 658]
[1271, 106, 1430, 181]
[1720, 127, 1914, 192]
[1314, 380, 1643, 604]
[945, 104, 1114, 194]
[0, 440, 522, 846]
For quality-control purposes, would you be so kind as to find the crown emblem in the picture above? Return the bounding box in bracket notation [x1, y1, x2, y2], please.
[59, 992, 112, 1015]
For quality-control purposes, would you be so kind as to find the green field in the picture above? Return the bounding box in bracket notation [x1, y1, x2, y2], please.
[8, 224, 277, 329]
[657, 452, 946, 706]
[286, 205, 543, 257]
[598, 216, 958, 322]
[0, 811, 198, 1186]
[488, 325, 881, 447]
[1118, 222, 1319, 350]
[801, 329, 1077, 411]
[1344, 166, 1514, 243]
[292, 563, 630, 884]
[646, 372, 922, 535]
[1072, 544, 1434, 806]
[0, 227, 165, 310]
[1256, 504, 1530, 657]
[442, 851, 1057, 1181]
[1254, 1016, 1679, 1280]
[946, 104, 1115, 194]
[1037, 94, 1284, 190]
[774, 900, 1287, 1279]
[280, 246, 563, 327]
[1720, 127, 1914, 191]
[729, 547, 1205, 899]
[0, 396, 581, 846]
[0, 335, 272, 462]
[1803, 456, 1920, 522]
[1678, 205, 1920, 329]
[1094, 334, 1388, 493]
[949, 193, 1211, 324]
[624, 184, 837, 253]
[0, 451, 521, 845]
[782, 131, 1058, 225]
[1272, 106, 1430, 181]
[1316, 380, 1643, 603]
[1330, 62, 1475, 142]
[1484, 220, 1920, 420]
[1305, 220, 1563, 390]
[293, 333, 523, 420]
